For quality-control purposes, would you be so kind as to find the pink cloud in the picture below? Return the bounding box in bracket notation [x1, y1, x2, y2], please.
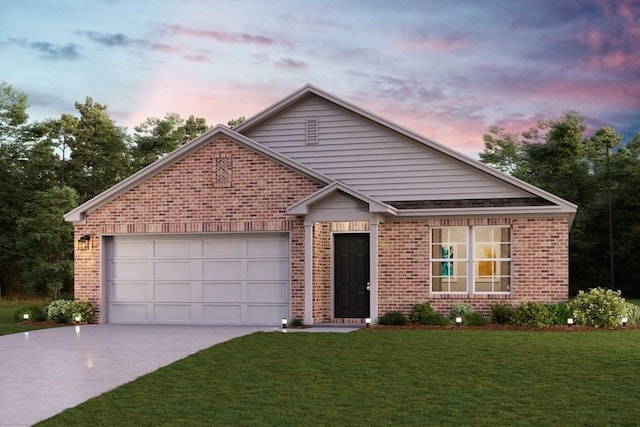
[158, 24, 284, 47]
[396, 37, 469, 53]
[275, 58, 307, 71]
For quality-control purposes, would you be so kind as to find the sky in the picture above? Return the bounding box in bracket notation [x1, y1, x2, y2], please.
[1, 0, 638, 155]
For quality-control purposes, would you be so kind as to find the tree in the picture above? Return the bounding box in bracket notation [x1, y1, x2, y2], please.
[227, 116, 245, 129]
[130, 113, 208, 170]
[67, 97, 129, 201]
[15, 186, 78, 298]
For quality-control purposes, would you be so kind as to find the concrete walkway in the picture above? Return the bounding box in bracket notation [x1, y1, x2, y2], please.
[0, 325, 268, 426]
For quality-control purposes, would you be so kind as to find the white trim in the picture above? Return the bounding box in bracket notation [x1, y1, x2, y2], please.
[369, 220, 379, 324]
[304, 221, 314, 325]
[288, 182, 397, 216]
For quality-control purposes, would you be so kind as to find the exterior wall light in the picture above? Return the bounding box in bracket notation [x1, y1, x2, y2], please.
[455, 316, 462, 327]
[281, 318, 287, 329]
[567, 318, 574, 326]
[78, 234, 91, 251]
[365, 318, 371, 328]
[622, 317, 628, 327]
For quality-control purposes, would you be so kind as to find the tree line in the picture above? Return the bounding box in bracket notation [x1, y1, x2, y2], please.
[1, 81, 638, 298]
[0, 82, 209, 297]
[480, 112, 640, 297]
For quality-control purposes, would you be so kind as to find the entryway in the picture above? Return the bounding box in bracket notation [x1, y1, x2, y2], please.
[334, 233, 370, 318]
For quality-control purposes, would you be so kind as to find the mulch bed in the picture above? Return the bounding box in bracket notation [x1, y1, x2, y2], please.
[367, 324, 640, 332]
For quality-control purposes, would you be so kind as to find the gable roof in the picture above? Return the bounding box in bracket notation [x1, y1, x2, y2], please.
[236, 84, 577, 218]
[64, 125, 333, 223]
[287, 182, 398, 216]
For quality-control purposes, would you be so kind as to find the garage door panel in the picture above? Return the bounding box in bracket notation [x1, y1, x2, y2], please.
[154, 240, 192, 257]
[154, 261, 191, 280]
[111, 240, 148, 258]
[247, 305, 288, 323]
[111, 304, 149, 322]
[154, 282, 191, 301]
[247, 282, 288, 302]
[154, 305, 191, 322]
[203, 260, 242, 280]
[203, 239, 243, 257]
[247, 238, 288, 257]
[111, 261, 148, 280]
[107, 233, 289, 325]
[111, 282, 148, 301]
[202, 282, 242, 301]
[202, 305, 242, 322]
[247, 260, 288, 280]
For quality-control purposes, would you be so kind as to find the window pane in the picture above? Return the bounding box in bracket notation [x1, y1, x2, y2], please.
[499, 260, 511, 275]
[432, 276, 444, 292]
[450, 277, 467, 292]
[498, 277, 511, 292]
[449, 227, 468, 242]
[474, 227, 492, 242]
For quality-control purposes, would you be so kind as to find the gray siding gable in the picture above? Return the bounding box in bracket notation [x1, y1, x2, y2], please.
[243, 94, 533, 202]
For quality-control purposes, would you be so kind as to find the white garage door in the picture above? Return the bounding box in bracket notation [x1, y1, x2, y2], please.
[106, 233, 290, 325]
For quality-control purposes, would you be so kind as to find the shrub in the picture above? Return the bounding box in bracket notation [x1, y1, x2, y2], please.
[623, 302, 640, 325]
[378, 311, 407, 326]
[45, 299, 73, 322]
[461, 312, 487, 326]
[490, 303, 514, 324]
[449, 303, 474, 322]
[512, 302, 555, 327]
[14, 305, 46, 322]
[569, 288, 627, 328]
[409, 302, 434, 324]
[420, 311, 449, 326]
[547, 302, 572, 325]
[68, 300, 96, 323]
[290, 318, 304, 327]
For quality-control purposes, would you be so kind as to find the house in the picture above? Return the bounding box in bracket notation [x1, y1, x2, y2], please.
[64, 84, 576, 325]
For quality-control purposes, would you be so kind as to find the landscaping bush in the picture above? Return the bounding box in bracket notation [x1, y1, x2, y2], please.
[378, 311, 407, 325]
[547, 302, 572, 325]
[68, 300, 96, 323]
[13, 305, 46, 322]
[45, 299, 73, 322]
[623, 302, 640, 325]
[290, 318, 304, 327]
[490, 303, 514, 324]
[43, 299, 96, 323]
[461, 312, 487, 326]
[569, 287, 627, 328]
[448, 303, 474, 322]
[420, 311, 449, 326]
[408, 302, 434, 324]
[512, 302, 554, 327]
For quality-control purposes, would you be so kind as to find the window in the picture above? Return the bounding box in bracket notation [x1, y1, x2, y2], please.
[431, 226, 511, 294]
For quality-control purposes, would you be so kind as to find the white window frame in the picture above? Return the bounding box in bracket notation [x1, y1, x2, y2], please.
[430, 226, 512, 295]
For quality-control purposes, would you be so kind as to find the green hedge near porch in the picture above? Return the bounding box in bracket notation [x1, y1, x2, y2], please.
[39, 329, 640, 426]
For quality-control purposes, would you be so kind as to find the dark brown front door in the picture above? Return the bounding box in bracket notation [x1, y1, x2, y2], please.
[334, 233, 370, 318]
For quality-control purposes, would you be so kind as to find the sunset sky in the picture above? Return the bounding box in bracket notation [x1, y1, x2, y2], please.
[1, 0, 638, 155]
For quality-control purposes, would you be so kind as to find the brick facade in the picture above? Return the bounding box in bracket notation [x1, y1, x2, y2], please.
[72, 136, 570, 324]
[74, 137, 323, 321]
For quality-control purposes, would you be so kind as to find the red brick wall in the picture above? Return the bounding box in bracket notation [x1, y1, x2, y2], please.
[74, 137, 323, 321]
[312, 222, 331, 322]
[378, 217, 570, 317]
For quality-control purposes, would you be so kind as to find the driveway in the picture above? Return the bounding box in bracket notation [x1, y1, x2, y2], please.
[0, 324, 267, 426]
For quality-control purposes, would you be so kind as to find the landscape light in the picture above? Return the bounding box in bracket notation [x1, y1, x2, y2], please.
[567, 318, 574, 326]
[365, 318, 371, 328]
[455, 316, 462, 327]
[75, 315, 82, 323]
[23, 313, 30, 320]
[622, 317, 628, 327]
[281, 318, 287, 329]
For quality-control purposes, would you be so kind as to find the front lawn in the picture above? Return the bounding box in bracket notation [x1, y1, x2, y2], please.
[39, 329, 640, 426]
[0, 300, 55, 336]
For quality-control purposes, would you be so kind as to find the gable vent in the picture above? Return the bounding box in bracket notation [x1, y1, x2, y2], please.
[305, 118, 319, 144]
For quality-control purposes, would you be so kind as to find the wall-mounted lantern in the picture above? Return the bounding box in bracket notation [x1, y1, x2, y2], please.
[78, 234, 91, 251]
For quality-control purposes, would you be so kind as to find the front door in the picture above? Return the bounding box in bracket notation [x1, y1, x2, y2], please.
[334, 233, 370, 318]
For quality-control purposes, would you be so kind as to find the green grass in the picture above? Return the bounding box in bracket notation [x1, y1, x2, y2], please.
[38, 329, 640, 426]
[0, 299, 55, 336]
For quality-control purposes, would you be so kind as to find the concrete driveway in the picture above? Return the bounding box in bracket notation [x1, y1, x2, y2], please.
[0, 324, 268, 426]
